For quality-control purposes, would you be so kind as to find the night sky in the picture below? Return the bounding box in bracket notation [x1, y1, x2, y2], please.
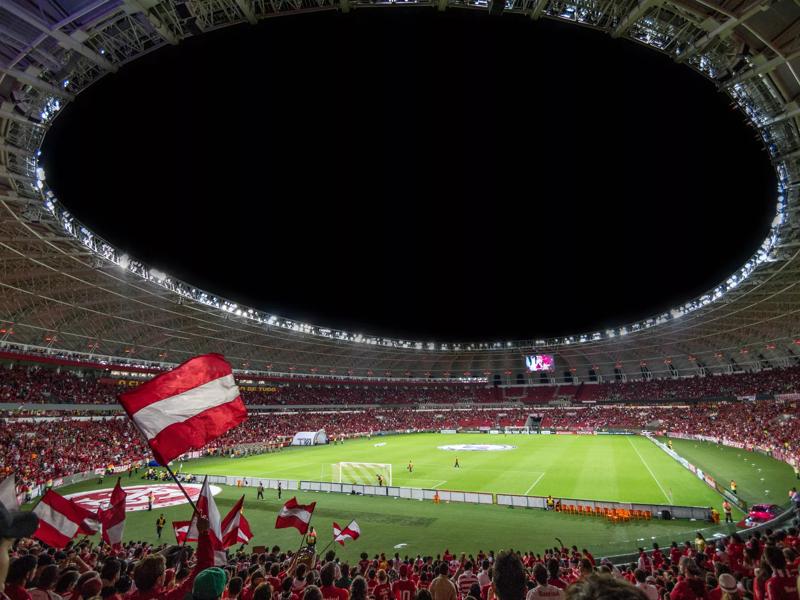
[41, 8, 776, 342]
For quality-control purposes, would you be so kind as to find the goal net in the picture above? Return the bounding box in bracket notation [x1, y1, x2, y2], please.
[332, 462, 393, 486]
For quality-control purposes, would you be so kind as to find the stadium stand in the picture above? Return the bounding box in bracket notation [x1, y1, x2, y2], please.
[4, 357, 800, 406]
[1, 498, 799, 600]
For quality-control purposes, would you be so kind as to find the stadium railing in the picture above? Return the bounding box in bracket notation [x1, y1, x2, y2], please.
[199, 474, 494, 505]
[300, 481, 494, 504]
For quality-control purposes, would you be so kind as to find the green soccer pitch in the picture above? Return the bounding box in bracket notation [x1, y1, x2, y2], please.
[38, 434, 798, 560]
[183, 433, 791, 506]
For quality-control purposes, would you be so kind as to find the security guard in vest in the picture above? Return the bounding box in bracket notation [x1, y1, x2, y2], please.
[546, 495, 555, 510]
[306, 526, 317, 549]
[722, 500, 733, 523]
[730, 480, 737, 495]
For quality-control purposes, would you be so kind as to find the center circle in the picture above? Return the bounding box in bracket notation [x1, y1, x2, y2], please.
[438, 444, 516, 452]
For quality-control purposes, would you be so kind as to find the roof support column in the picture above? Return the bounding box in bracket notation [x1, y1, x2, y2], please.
[677, 0, 770, 63]
[0, 66, 75, 100]
[0, 2, 117, 71]
[612, 0, 662, 38]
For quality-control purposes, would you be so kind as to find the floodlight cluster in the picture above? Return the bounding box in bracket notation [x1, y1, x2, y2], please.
[34, 160, 788, 352]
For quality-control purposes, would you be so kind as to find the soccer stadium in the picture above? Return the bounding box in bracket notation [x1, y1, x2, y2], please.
[1, 0, 800, 599]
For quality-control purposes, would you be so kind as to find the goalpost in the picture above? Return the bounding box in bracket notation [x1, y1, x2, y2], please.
[332, 462, 393, 486]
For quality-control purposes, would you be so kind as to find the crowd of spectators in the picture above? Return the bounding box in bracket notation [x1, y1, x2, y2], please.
[1, 507, 799, 600]
[4, 362, 800, 408]
[584, 368, 800, 403]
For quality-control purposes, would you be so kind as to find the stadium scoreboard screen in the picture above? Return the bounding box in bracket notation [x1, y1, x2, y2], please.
[525, 354, 554, 372]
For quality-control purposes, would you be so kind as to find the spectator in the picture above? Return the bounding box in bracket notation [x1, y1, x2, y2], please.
[29, 566, 61, 600]
[491, 552, 526, 600]
[526, 564, 563, 600]
[5, 556, 37, 600]
[670, 558, 707, 600]
[458, 563, 478, 598]
[564, 575, 648, 600]
[429, 564, 456, 600]
[763, 546, 798, 600]
[320, 563, 348, 600]
[633, 571, 657, 600]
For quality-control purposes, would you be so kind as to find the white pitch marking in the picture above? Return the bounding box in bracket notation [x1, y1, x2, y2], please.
[627, 437, 671, 504]
[431, 481, 448, 489]
[525, 472, 546, 495]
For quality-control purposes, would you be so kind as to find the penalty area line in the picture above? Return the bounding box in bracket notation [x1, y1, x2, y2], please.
[525, 472, 545, 495]
[627, 436, 671, 504]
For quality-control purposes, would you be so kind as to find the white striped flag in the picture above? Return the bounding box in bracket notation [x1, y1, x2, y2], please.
[98, 479, 126, 549]
[237, 513, 253, 544]
[173, 520, 193, 544]
[118, 353, 247, 465]
[221, 495, 247, 548]
[187, 477, 226, 565]
[33, 490, 100, 548]
[333, 521, 360, 545]
[275, 497, 315, 534]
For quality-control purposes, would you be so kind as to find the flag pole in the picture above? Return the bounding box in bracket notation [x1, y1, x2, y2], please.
[285, 532, 307, 575]
[163, 463, 200, 557]
[163, 461, 198, 513]
[287, 509, 315, 575]
[320, 519, 353, 555]
[317, 538, 335, 556]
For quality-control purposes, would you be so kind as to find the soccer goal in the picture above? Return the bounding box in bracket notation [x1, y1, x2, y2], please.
[332, 462, 393, 486]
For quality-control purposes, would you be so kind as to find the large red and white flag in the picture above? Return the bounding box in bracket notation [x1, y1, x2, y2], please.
[187, 477, 226, 565]
[333, 521, 360, 546]
[237, 513, 253, 544]
[275, 497, 315, 534]
[118, 354, 247, 465]
[220, 495, 247, 548]
[173, 520, 194, 544]
[98, 480, 126, 549]
[33, 490, 100, 548]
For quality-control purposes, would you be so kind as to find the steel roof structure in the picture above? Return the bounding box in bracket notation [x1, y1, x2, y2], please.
[1, 0, 800, 382]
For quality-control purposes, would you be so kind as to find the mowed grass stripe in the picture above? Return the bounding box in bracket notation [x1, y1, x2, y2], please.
[627, 436, 671, 503]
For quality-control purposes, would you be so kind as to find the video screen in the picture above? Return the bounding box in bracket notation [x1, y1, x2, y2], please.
[525, 354, 554, 372]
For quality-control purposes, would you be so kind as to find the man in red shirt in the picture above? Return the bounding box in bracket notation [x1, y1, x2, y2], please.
[319, 563, 348, 600]
[358, 555, 370, 576]
[392, 565, 416, 600]
[581, 550, 595, 568]
[127, 517, 214, 600]
[651, 545, 664, 571]
[764, 546, 799, 600]
[670, 558, 707, 600]
[4, 555, 36, 600]
[267, 565, 282, 594]
[373, 571, 392, 600]
[545, 560, 567, 590]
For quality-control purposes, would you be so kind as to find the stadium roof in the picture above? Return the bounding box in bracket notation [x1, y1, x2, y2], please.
[1, 0, 800, 381]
